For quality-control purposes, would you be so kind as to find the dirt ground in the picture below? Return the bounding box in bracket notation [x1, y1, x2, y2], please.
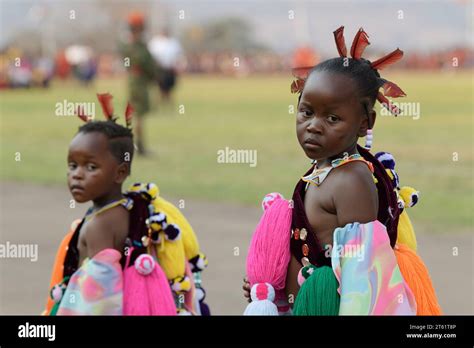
[0, 181, 472, 315]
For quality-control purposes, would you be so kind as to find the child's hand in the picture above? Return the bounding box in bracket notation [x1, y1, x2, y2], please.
[242, 276, 251, 303]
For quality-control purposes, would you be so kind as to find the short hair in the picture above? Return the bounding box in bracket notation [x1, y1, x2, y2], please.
[300, 57, 384, 113]
[77, 120, 134, 171]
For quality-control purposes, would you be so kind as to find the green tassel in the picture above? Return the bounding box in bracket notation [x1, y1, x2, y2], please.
[49, 302, 60, 316]
[293, 265, 340, 316]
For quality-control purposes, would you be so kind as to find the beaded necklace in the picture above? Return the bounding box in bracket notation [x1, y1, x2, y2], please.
[302, 152, 374, 190]
[84, 197, 133, 222]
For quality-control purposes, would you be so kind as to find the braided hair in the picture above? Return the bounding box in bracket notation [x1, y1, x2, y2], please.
[77, 120, 134, 174]
[298, 57, 383, 113]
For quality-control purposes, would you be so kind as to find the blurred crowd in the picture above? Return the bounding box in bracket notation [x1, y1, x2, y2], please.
[1, 44, 472, 89]
[185, 51, 286, 75]
[0, 45, 99, 89]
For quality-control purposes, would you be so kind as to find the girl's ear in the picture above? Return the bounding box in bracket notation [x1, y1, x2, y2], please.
[369, 109, 377, 129]
[358, 108, 376, 137]
[115, 162, 130, 184]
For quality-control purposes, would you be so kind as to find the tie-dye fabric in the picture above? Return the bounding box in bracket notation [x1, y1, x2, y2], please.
[57, 249, 123, 315]
[331, 220, 416, 315]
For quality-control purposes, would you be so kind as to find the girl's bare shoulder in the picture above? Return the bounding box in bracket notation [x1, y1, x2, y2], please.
[330, 160, 378, 225]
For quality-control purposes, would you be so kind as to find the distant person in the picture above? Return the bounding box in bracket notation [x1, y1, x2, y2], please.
[148, 29, 184, 106]
[120, 12, 161, 155]
[55, 50, 71, 79]
[34, 56, 55, 88]
[8, 53, 32, 88]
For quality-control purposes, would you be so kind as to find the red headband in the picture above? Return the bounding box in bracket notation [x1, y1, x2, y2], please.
[291, 26, 406, 116]
[76, 93, 134, 128]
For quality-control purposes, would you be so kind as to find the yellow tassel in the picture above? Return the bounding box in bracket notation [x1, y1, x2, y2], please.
[395, 243, 442, 315]
[128, 183, 203, 282]
[148, 197, 185, 280]
[154, 196, 201, 260]
[154, 236, 186, 281]
[151, 195, 203, 281]
[397, 209, 418, 251]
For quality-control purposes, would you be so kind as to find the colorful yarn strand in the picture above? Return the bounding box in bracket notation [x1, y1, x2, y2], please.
[395, 243, 442, 315]
[293, 266, 340, 316]
[244, 193, 292, 315]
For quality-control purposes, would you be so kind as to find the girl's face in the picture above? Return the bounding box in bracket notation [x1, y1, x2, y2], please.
[67, 132, 126, 204]
[296, 70, 370, 162]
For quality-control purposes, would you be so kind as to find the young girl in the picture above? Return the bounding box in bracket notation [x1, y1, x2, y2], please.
[43, 94, 209, 315]
[243, 26, 441, 315]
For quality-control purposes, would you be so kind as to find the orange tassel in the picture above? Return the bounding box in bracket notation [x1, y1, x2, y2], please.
[395, 243, 442, 315]
[43, 223, 77, 315]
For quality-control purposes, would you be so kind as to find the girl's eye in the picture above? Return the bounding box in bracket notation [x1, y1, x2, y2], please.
[299, 109, 313, 118]
[87, 164, 97, 171]
[327, 115, 339, 123]
[68, 163, 77, 170]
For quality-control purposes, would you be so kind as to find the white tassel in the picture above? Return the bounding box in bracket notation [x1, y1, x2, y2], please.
[243, 283, 278, 315]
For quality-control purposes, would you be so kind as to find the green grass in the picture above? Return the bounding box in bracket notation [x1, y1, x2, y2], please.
[1, 72, 472, 233]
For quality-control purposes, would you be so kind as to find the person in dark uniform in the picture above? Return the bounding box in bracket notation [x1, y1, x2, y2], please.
[120, 12, 161, 155]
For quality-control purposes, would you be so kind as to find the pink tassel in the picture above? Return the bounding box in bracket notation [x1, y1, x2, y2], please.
[123, 255, 177, 315]
[244, 193, 292, 315]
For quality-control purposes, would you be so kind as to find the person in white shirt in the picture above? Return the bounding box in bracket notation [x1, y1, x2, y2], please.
[148, 29, 185, 104]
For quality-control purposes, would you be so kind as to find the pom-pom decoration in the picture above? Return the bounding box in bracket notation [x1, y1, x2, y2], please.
[399, 186, 420, 208]
[243, 283, 278, 315]
[170, 275, 192, 293]
[261, 192, 285, 211]
[297, 264, 317, 287]
[189, 253, 208, 272]
[134, 254, 156, 276]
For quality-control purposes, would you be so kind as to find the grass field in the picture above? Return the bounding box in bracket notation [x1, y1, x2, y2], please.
[0, 72, 472, 233]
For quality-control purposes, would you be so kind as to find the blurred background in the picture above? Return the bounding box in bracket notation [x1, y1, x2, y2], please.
[0, 0, 472, 315]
